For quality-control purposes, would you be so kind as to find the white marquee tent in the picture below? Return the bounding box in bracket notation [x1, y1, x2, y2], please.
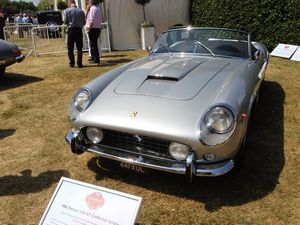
[73, 0, 190, 50]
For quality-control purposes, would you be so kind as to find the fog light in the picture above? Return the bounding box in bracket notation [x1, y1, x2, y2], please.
[86, 127, 103, 144]
[169, 142, 190, 161]
[203, 153, 216, 161]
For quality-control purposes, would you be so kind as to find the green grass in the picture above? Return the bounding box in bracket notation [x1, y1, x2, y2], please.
[0, 52, 299, 225]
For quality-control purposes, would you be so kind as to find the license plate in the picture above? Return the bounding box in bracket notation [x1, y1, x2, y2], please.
[119, 162, 145, 173]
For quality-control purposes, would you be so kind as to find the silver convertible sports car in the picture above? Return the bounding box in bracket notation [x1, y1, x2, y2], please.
[0, 39, 25, 75]
[66, 27, 269, 182]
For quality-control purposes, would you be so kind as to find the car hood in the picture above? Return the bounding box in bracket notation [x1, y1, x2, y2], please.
[114, 56, 230, 100]
[75, 55, 249, 145]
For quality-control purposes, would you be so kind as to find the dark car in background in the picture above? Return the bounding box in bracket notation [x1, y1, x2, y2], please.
[0, 39, 25, 75]
[36, 10, 63, 38]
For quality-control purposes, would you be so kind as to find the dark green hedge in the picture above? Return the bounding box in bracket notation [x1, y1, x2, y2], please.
[190, 0, 300, 50]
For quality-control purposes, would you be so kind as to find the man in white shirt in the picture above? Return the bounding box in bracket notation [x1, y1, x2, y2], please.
[14, 13, 24, 38]
[86, 0, 102, 64]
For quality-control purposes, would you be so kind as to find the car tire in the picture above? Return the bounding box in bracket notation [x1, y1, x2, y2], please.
[0, 66, 6, 75]
[233, 132, 247, 171]
[46, 21, 61, 38]
[231, 113, 251, 173]
[46, 21, 59, 31]
[255, 78, 264, 105]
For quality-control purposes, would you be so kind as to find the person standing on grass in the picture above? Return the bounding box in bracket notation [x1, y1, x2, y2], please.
[0, 8, 7, 40]
[15, 13, 24, 38]
[64, 0, 86, 68]
[86, 0, 102, 65]
[22, 13, 29, 23]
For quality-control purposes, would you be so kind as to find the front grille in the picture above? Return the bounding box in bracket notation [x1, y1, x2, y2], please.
[98, 129, 173, 160]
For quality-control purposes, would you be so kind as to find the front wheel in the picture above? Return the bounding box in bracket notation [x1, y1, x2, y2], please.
[231, 117, 250, 173]
[233, 133, 247, 171]
[0, 66, 6, 75]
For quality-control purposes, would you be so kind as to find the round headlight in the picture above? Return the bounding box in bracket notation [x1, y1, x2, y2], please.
[169, 142, 190, 161]
[75, 90, 91, 111]
[86, 127, 103, 144]
[206, 107, 234, 133]
[69, 89, 92, 121]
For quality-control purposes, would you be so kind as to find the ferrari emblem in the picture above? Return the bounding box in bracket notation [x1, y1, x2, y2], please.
[130, 112, 138, 118]
[134, 134, 143, 144]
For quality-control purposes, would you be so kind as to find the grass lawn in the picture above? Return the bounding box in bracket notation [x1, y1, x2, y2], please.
[0, 51, 299, 225]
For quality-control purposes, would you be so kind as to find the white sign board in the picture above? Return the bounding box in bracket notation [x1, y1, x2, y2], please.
[39, 177, 142, 225]
[270, 43, 299, 59]
[291, 47, 300, 61]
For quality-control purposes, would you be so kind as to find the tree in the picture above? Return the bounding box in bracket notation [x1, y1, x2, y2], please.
[57, 0, 67, 11]
[0, 0, 10, 8]
[135, 0, 151, 23]
[38, 0, 54, 11]
[1, 0, 37, 14]
[18, 1, 36, 11]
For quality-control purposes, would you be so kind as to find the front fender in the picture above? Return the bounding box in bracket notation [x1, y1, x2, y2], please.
[83, 58, 145, 99]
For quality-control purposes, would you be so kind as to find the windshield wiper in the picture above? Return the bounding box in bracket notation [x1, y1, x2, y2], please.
[160, 44, 174, 56]
[194, 40, 216, 58]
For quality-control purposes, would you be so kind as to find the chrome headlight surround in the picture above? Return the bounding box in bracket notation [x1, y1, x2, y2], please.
[69, 88, 92, 121]
[206, 107, 235, 134]
[199, 105, 237, 146]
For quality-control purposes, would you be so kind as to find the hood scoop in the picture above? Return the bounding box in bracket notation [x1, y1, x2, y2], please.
[115, 57, 230, 100]
[147, 58, 203, 81]
[146, 75, 179, 81]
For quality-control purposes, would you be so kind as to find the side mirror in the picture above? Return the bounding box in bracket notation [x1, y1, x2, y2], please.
[147, 46, 152, 53]
[253, 50, 264, 61]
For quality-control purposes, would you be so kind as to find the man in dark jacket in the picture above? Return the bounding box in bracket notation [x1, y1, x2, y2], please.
[0, 8, 8, 40]
[64, 0, 86, 68]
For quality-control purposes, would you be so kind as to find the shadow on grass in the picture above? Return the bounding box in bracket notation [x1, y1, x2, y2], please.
[101, 54, 128, 58]
[0, 169, 70, 196]
[87, 81, 285, 211]
[83, 59, 133, 68]
[0, 129, 16, 139]
[0, 73, 43, 91]
[106, 59, 133, 64]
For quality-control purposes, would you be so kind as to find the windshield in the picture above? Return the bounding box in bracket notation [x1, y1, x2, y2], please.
[152, 28, 253, 58]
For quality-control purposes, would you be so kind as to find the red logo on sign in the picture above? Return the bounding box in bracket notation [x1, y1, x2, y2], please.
[85, 192, 105, 210]
[284, 45, 289, 49]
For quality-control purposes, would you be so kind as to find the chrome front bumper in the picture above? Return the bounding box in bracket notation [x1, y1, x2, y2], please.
[65, 130, 234, 182]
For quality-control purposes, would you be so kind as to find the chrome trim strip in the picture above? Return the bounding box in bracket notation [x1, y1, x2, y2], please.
[195, 160, 234, 177]
[258, 61, 268, 79]
[65, 130, 235, 177]
[99, 143, 177, 163]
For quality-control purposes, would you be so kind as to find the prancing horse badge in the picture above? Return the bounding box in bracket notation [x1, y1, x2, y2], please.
[130, 112, 138, 118]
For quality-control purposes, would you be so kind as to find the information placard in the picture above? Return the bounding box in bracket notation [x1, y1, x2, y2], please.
[39, 177, 142, 225]
[291, 47, 300, 61]
[270, 43, 299, 59]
